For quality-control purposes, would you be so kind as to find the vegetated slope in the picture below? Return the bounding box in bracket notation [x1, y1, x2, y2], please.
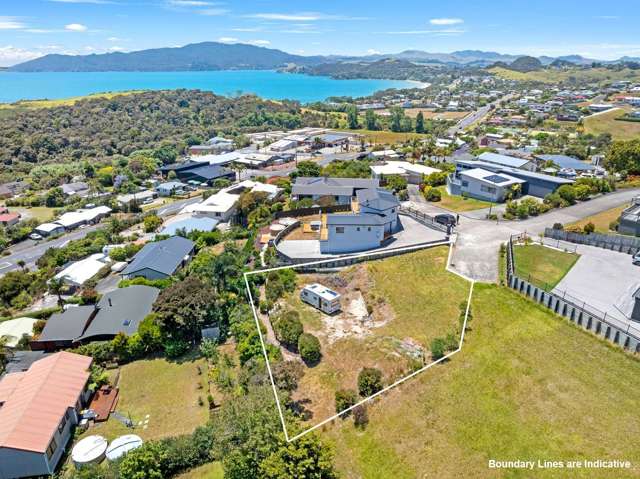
[0, 89, 323, 181]
[488, 66, 640, 84]
[325, 284, 640, 478]
[297, 58, 438, 81]
[583, 107, 640, 141]
[9, 41, 325, 72]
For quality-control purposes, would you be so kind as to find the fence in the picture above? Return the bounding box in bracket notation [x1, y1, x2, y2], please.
[507, 233, 640, 352]
[274, 204, 351, 219]
[399, 206, 449, 233]
[544, 228, 640, 255]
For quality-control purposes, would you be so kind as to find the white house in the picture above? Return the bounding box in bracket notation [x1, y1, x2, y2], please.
[456, 168, 525, 202]
[300, 283, 341, 314]
[370, 161, 441, 184]
[54, 253, 111, 288]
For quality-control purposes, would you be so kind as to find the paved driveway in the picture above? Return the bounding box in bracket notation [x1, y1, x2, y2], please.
[552, 243, 640, 322]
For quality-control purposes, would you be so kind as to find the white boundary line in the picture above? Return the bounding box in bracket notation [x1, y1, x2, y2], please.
[243, 241, 475, 442]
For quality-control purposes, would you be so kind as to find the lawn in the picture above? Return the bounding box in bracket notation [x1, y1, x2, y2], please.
[434, 186, 493, 212]
[7, 206, 56, 223]
[583, 108, 640, 140]
[513, 244, 579, 291]
[175, 462, 224, 479]
[566, 204, 628, 234]
[83, 356, 210, 441]
[277, 247, 471, 429]
[324, 283, 640, 478]
[336, 129, 430, 144]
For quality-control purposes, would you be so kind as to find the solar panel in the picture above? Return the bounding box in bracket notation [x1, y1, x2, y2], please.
[484, 175, 510, 184]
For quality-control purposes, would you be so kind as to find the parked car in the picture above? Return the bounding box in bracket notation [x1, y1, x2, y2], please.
[434, 213, 456, 227]
[633, 252, 640, 266]
[29, 232, 43, 240]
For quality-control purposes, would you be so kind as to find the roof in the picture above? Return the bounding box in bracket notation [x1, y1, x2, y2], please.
[370, 161, 441, 177]
[535, 154, 596, 171]
[54, 253, 110, 286]
[55, 206, 112, 228]
[303, 283, 341, 301]
[326, 213, 386, 226]
[157, 181, 187, 190]
[456, 159, 573, 185]
[35, 222, 64, 233]
[61, 182, 89, 195]
[0, 351, 92, 453]
[160, 214, 219, 236]
[179, 164, 234, 181]
[37, 306, 95, 342]
[3, 351, 50, 375]
[621, 199, 640, 223]
[181, 191, 238, 215]
[0, 317, 38, 348]
[78, 286, 159, 341]
[478, 152, 531, 169]
[292, 177, 379, 197]
[459, 168, 526, 187]
[356, 188, 400, 211]
[317, 133, 351, 143]
[121, 236, 195, 277]
[0, 213, 20, 223]
[117, 190, 156, 204]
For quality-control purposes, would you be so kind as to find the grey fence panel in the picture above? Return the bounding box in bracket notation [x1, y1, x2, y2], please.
[544, 228, 640, 255]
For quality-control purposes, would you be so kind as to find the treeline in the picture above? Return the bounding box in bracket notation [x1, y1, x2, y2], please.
[0, 90, 326, 183]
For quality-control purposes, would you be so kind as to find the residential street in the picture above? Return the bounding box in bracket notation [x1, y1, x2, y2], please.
[409, 187, 640, 283]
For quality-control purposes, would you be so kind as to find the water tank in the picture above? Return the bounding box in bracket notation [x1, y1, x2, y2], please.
[72, 435, 108, 467]
[105, 434, 144, 461]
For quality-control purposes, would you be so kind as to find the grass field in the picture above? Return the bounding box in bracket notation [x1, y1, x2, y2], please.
[83, 356, 209, 441]
[5, 206, 56, 223]
[513, 244, 580, 290]
[566, 204, 628, 233]
[0, 90, 143, 110]
[324, 283, 640, 478]
[337, 129, 430, 144]
[434, 186, 493, 212]
[489, 66, 640, 85]
[373, 108, 470, 120]
[175, 462, 224, 479]
[583, 108, 640, 140]
[279, 247, 470, 429]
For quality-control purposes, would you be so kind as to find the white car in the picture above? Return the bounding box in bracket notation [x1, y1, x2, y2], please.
[29, 233, 43, 241]
[633, 252, 640, 266]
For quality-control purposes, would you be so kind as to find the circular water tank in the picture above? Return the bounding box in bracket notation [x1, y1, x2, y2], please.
[72, 435, 108, 467]
[105, 434, 143, 461]
[270, 224, 286, 234]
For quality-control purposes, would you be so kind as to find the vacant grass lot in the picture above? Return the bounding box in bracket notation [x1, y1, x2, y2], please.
[325, 283, 640, 478]
[513, 244, 579, 290]
[583, 108, 640, 140]
[434, 186, 493, 212]
[285, 247, 470, 429]
[84, 356, 209, 441]
[567, 204, 628, 234]
[7, 206, 56, 223]
[175, 462, 224, 479]
[489, 66, 640, 85]
[337, 129, 430, 144]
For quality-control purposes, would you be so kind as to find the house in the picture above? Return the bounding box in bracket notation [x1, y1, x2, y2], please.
[33, 223, 65, 238]
[116, 190, 157, 207]
[300, 284, 341, 314]
[453, 168, 526, 203]
[534, 154, 596, 173]
[618, 197, 640, 236]
[60, 182, 90, 198]
[54, 206, 112, 231]
[188, 136, 234, 155]
[450, 159, 573, 200]
[268, 139, 298, 152]
[291, 177, 380, 205]
[0, 352, 92, 479]
[370, 161, 441, 185]
[176, 165, 235, 186]
[588, 103, 614, 112]
[160, 214, 219, 236]
[478, 152, 536, 171]
[319, 187, 400, 254]
[368, 150, 402, 161]
[156, 181, 188, 197]
[0, 213, 20, 228]
[0, 181, 27, 200]
[53, 253, 111, 288]
[31, 286, 159, 351]
[309, 132, 352, 148]
[121, 236, 195, 280]
[181, 191, 239, 221]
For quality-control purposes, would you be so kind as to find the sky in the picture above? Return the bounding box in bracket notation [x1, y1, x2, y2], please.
[0, 0, 639, 66]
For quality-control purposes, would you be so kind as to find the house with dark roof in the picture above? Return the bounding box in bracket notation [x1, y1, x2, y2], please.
[619, 197, 640, 236]
[291, 177, 380, 205]
[0, 352, 92, 479]
[121, 236, 195, 280]
[31, 286, 160, 351]
[159, 161, 235, 186]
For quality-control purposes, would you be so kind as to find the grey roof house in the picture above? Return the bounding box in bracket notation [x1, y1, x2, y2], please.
[121, 236, 195, 280]
[619, 197, 640, 236]
[31, 286, 159, 351]
[292, 177, 379, 204]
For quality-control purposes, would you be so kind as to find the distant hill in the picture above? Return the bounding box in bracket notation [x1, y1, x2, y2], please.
[509, 56, 543, 72]
[10, 42, 325, 72]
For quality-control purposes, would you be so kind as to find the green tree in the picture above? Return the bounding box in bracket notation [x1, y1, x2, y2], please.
[259, 434, 337, 479]
[364, 109, 377, 130]
[346, 104, 359, 129]
[415, 111, 425, 133]
[430, 337, 446, 360]
[119, 441, 168, 479]
[390, 107, 404, 133]
[357, 367, 383, 397]
[45, 187, 65, 207]
[274, 312, 303, 349]
[143, 214, 162, 233]
[298, 333, 321, 364]
[335, 388, 358, 415]
[605, 139, 640, 174]
[295, 160, 322, 178]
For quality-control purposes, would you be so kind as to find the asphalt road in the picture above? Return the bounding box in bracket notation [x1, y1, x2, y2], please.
[0, 196, 202, 276]
[447, 93, 515, 136]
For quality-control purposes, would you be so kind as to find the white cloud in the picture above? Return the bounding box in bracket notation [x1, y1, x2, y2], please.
[247, 13, 321, 21]
[107, 46, 125, 52]
[367, 48, 381, 55]
[65, 23, 89, 32]
[0, 46, 43, 66]
[0, 17, 27, 30]
[217, 36, 238, 43]
[430, 18, 464, 25]
[249, 39, 270, 46]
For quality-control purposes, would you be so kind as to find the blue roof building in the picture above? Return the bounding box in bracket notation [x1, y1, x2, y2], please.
[535, 154, 595, 171]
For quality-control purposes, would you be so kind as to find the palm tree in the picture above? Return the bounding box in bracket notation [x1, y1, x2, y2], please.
[49, 278, 65, 308]
[16, 260, 26, 271]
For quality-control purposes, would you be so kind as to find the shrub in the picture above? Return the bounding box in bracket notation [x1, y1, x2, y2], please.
[353, 404, 369, 428]
[422, 186, 442, 202]
[564, 225, 583, 234]
[583, 222, 596, 234]
[552, 223, 564, 230]
[335, 389, 358, 415]
[557, 185, 577, 205]
[163, 338, 190, 358]
[298, 333, 321, 364]
[199, 339, 219, 363]
[430, 337, 446, 360]
[143, 214, 162, 233]
[357, 367, 383, 397]
[272, 360, 304, 392]
[274, 311, 303, 349]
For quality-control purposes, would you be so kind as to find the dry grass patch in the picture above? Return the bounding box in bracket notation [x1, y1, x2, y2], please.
[583, 107, 640, 140]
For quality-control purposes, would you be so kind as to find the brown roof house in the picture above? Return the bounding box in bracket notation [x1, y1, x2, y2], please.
[0, 351, 92, 479]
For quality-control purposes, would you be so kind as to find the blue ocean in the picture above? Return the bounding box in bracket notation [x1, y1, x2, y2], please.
[0, 70, 416, 103]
